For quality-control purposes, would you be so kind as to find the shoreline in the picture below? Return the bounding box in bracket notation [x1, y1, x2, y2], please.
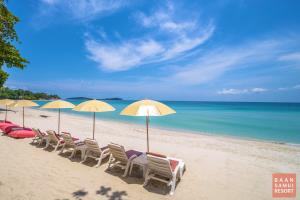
[1, 106, 299, 200]
[32, 107, 300, 147]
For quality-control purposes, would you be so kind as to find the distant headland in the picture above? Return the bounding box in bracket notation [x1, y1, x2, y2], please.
[66, 97, 123, 101]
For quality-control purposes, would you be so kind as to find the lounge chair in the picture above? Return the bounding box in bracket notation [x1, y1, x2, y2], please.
[44, 130, 63, 150]
[81, 138, 110, 167]
[32, 128, 48, 145]
[144, 153, 186, 195]
[107, 143, 142, 177]
[44, 130, 78, 151]
[59, 132, 86, 160]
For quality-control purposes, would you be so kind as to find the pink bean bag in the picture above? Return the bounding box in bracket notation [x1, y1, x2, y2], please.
[8, 128, 36, 138]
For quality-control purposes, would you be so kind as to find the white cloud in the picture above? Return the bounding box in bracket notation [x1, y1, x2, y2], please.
[218, 89, 249, 95]
[293, 84, 300, 89]
[39, 0, 127, 21]
[279, 52, 300, 62]
[278, 84, 300, 91]
[251, 88, 268, 92]
[86, 2, 214, 71]
[85, 39, 165, 71]
[41, 0, 57, 5]
[168, 40, 283, 85]
[218, 87, 268, 95]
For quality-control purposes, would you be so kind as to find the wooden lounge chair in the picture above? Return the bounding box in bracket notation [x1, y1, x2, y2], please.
[107, 143, 142, 177]
[144, 153, 186, 195]
[59, 132, 86, 160]
[81, 138, 110, 167]
[44, 130, 65, 151]
[32, 128, 48, 146]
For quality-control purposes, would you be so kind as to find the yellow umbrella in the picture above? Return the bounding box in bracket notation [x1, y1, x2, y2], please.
[120, 99, 176, 151]
[0, 99, 15, 121]
[9, 100, 39, 127]
[41, 100, 75, 134]
[73, 100, 115, 139]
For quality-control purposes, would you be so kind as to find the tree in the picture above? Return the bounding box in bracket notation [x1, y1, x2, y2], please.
[0, 0, 28, 87]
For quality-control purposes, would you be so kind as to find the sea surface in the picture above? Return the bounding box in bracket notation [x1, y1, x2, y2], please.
[35, 100, 300, 144]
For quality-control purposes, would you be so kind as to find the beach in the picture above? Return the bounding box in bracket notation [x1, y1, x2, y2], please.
[0, 107, 299, 200]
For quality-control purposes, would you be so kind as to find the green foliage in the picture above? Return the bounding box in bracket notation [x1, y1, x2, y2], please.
[0, 87, 60, 100]
[0, 0, 29, 87]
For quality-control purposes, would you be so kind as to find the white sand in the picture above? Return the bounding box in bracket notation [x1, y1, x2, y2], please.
[0, 107, 299, 200]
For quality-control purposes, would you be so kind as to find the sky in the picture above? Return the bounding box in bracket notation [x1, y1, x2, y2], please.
[4, 0, 300, 102]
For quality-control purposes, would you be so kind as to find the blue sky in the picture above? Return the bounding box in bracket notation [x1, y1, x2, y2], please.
[4, 0, 300, 102]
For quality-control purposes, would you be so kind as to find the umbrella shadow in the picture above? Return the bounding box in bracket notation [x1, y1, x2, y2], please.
[72, 189, 88, 200]
[96, 186, 128, 200]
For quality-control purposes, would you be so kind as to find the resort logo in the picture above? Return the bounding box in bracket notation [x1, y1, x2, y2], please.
[272, 173, 296, 198]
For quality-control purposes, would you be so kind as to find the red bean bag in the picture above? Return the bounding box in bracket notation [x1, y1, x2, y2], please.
[2, 125, 23, 134]
[8, 128, 36, 138]
[0, 121, 13, 129]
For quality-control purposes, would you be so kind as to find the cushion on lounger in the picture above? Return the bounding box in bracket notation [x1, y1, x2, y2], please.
[169, 159, 179, 172]
[8, 129, 36, 138]
[126, 150, 142, 159]
[146, 152, 167, 158]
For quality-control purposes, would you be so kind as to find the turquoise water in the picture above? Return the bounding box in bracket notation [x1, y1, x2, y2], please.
[35, 100, 300, 144]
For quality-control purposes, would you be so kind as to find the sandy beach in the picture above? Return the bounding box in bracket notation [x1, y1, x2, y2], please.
[0, 107, 299, 200]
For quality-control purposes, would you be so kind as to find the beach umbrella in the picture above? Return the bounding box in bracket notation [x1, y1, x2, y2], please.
[41, 100, 75, 134]
[120, 99, 176, 152]
[0, 99, 15, 121]
[9, 100, 39, 127]
[73, 100, 115, 139]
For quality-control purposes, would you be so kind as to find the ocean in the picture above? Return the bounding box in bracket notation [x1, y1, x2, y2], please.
[35, 100, 300, 144]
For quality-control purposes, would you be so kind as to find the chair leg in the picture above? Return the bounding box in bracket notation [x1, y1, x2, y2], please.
[143, 170, 150, 186]
[122, 162, 131, 177]
[70, 149, 76, 158]
[129, 163, 134, 176]
[59, 144, 65, 154]
[96, 153, 104, 168]
[80, 151, 88, 163]
[44, 140, 50, 149]
[54, 142, 61, 151]
[169, 175, 177, 195]
[107, 154, 113, 170]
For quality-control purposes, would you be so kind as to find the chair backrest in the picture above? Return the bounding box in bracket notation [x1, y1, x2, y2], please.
[84, 138, 101, 154]
[61, 132, 75, 147]
[32, 128, 45, 137]
[108, 143, 128, 164]
[147, 154, 173, 178]
[46, 130, 59, 142]
[32, 128, 41, 137]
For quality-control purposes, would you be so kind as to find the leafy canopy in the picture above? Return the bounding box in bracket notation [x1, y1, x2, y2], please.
[0, 87, 60, 100]
[0, 0, 28, 87]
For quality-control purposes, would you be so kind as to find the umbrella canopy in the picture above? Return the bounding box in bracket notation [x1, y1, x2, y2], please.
[41, 100, 75, 134]
[9, 100, 39, 127]
[0, 99, 15, 121]
[73, 100, 115, 139]
[120, 99, 176, 151]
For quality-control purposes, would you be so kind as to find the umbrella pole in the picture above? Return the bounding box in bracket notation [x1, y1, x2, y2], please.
[5, 105, 7, 121]
[93, 112, 95, 140]
[146, 115, 149, 152]
[22, 107, 25, 128]
[58, 108, 60, 134]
